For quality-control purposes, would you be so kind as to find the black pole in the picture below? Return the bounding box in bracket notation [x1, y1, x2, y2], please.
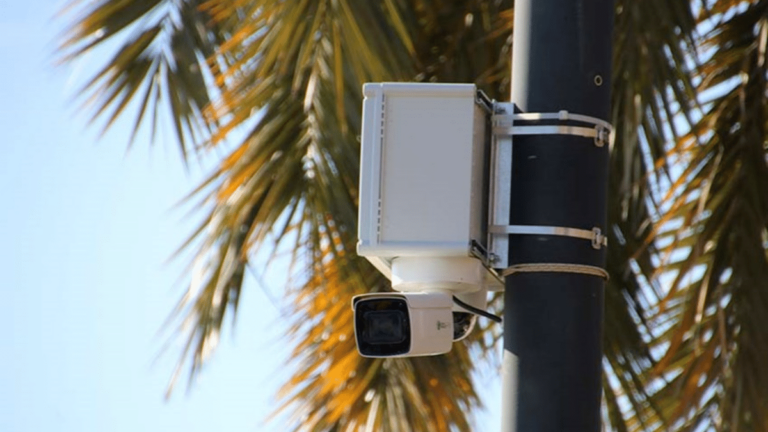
[502, 1, 614, 431]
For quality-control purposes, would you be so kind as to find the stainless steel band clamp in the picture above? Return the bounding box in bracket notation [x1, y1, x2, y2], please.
[492, 110, 613, 147]
[489, 225, 608, 250]
[486, 103, 612, 269]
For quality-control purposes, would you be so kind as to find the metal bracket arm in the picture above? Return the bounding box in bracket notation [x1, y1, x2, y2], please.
[489, 225, 608, 250]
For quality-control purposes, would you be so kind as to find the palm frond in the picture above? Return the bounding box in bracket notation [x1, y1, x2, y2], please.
[58, 0, 230, 159]
[646, 1, 768, 430]
[601, 0, 700, 429]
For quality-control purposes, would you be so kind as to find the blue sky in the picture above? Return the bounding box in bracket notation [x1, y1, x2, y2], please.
[0, 1, 500, 431]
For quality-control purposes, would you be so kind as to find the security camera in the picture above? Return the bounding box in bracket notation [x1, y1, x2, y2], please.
[352, 291, 452, 358]
[352, 289, 489, 358]
[353, 83, 503, 358]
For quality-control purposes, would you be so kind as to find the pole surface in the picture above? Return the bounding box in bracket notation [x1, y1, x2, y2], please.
[502, 1, 615, 431]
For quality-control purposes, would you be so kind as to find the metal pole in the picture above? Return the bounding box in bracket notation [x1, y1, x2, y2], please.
[501, 1, 615, 431]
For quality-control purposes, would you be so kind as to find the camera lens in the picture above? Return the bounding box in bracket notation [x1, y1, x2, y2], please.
[354, 297, 411, 356]
[364, 310, 407, 344]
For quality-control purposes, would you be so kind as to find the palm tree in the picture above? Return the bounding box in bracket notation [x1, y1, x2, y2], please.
[58, 0, 768, 430]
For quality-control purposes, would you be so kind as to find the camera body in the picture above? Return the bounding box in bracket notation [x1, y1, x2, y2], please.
[352, 292, 454, 357]
[352, 289, 488, 358]
[352, 257, 490, 358]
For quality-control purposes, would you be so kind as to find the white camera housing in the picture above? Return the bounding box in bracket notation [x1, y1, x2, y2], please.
[353, 291, 453, 357]
[352, 290, 488, 358]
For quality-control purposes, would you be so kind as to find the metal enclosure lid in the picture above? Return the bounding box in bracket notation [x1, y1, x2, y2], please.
[357, 82, 501, 290]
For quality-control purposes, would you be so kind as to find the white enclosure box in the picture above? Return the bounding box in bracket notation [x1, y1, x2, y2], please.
[357, 83, 501, 291]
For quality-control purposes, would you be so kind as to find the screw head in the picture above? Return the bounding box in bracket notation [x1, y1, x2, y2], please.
[594, 75, 604, 86]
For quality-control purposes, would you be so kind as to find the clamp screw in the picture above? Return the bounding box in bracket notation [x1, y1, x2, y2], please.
[594, 75, 604, 86]
[594, 126, 609, 147]
[591, 228, 607, 249]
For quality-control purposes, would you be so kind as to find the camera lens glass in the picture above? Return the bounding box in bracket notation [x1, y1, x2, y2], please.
[364, 310, 407, 344]
[355, 297, 410, 356]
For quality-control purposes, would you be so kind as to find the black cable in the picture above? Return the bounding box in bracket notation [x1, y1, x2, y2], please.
[452, 296, 502, 324]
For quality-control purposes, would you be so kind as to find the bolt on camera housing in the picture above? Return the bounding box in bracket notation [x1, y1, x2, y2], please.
[353, 83, 502, 358]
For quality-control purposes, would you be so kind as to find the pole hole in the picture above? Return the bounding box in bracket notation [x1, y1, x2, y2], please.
[593, 75, 603, 86]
